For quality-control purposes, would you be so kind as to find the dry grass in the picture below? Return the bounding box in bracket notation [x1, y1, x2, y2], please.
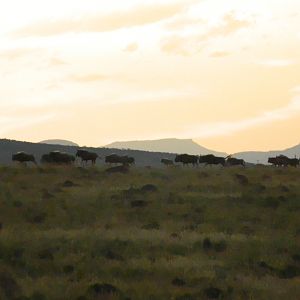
[0, 165, 299, 299]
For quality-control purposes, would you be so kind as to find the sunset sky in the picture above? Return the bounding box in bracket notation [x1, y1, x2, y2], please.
[0, 0, 300, 153]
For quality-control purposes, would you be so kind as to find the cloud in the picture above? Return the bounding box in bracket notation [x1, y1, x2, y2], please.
[160, 35, 198, 56]
[124, 42, 139, 52]
[49, 56, 67, 67]
[0, 48, 41, 61]
[160, 12, 251, 56]
[257, 59, 295, 67]
[203, 12, 251, 39]
[0, 113, 55, 135]
[186, 96, 300, 138]
[165, 16, 203, 31]
[210, 51, 231, 58]
[69, 74, 108, 83]
[13, 2, 194, 37]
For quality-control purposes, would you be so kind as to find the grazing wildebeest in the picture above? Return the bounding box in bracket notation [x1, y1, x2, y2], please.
[268, 155, 299, 167]
[268, 157, 279, 166]
[287, 158, 300, 167]
[175, 154, 198, 166]
[199, 154, 225, 166]
[161, 158, 174, 166]
[105, 154, 135, 166]
[76, 150, 98, 165]
[41, 151, 75, 165]
[12, 152, 36, 165]
[226, 156, 245, 167]
[268, 155, 287, 167]
[121, 156, 135, 165]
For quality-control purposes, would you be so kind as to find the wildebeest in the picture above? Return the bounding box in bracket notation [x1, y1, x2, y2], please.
[12, 152, 36, 165]
[199, 154, 225, 166]
[268, 155, 299, 167]
[76, 150, 98, 165]
[41, 151, 75, 165]
[175, 154, 198, 166]
[161, 158, 174, 166]
[268, 157, 279, 167]
[105, 154, 135, 166]
[226, 156, 245, 167]
[287, 158, 300, 167]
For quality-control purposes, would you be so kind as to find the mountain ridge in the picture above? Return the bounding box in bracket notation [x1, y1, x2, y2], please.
[106, 138, 228, 157]
[39, 139, 79, 147]
[234, 143, 300, 164]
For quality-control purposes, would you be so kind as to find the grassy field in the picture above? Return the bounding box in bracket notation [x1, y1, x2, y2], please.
[0, 165, 299, 300]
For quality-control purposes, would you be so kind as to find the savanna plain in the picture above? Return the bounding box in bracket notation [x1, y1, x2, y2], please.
[0, 165, 300, 300]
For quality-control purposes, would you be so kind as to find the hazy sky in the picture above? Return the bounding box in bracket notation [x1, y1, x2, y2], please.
[1, 0, 300, 152]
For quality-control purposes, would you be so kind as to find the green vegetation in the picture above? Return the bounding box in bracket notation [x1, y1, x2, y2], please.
[0, 165, 299, 299]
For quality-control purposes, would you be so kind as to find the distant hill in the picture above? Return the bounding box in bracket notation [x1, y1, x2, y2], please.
[106, 138, 227, 156]
[234, 143, 300, 164]
[39, 139, 79, 147]
[0, 139, 175, 167]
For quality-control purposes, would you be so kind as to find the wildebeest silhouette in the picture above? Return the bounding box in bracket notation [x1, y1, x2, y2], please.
[12, 152, 36, 165]
[41, 151, 75, 165]
[199, 154, 225, 166]
[76, 150, 98, 165]
[287, 158, 300, 167]
[175, 154, 198, 166]
[226, 156, 245, 167]
[105, 154, 135, 165]
[268, 155, 299, 167]
[161, 158, 174, 166]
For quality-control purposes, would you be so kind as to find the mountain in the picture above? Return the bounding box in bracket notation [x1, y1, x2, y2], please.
[234, 143, 300, 164]
[106, 138, 227, 156]
[39, 139, 79, 147]
[0, 139, 175, 167]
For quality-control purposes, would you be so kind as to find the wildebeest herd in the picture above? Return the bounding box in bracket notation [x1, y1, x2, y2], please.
[167, 154, 245, 167]
[267, 155, 300, 167]
[11, 150, 300, 168]
[12, 150, 135, 167]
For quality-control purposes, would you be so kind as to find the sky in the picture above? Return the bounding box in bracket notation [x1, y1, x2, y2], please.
[0, 0, 300, 153]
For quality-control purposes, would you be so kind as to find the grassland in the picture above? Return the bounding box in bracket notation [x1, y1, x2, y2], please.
[0, 165, 299, 300]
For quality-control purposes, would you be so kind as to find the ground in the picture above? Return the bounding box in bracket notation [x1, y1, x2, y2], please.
[0, 165, 299, 300]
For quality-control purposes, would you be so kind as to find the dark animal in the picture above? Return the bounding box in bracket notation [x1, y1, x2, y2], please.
[226, 156, 245, 167]
[120, 156, 135, 165]
[175, 154, 198, 166]
[268, 157, 279, 166]
[287, 158, 300, 167]
[268, 155, 299, 167]
[76, 150, 98, 165]
[105, 154, 135, 165]
[199, 154, 225, 166]
[161, 158, 174, 166]
[41, 151, 75, 165]
[12, 152, 36, 165]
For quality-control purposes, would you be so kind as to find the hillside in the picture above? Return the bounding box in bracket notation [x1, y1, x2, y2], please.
[39, 139, 79, 147]
[106, 138, 227, 156]
[0, 139, 175, 167]
[235, 143, 300, 164]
